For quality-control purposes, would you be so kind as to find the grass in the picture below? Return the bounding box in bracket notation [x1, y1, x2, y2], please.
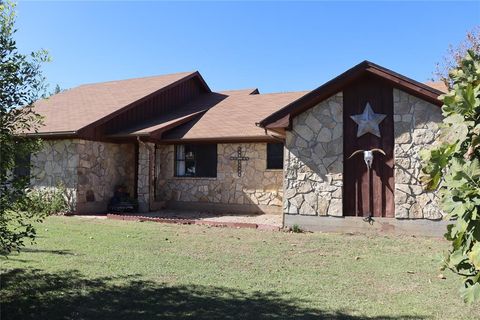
[1, 216, 478, 320]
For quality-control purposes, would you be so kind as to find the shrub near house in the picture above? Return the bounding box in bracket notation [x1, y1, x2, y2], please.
[421, 50, 480, 303]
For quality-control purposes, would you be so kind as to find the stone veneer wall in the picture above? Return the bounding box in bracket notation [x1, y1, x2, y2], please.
[284, 93, 343, 216]
[137, 141, 155, 212]
[31, 139, 135, 213]
[155, 143, 283, 214]
[393, 89, 443, 219]
[31, 139, 80, 211]
[76, 140, 135, 213]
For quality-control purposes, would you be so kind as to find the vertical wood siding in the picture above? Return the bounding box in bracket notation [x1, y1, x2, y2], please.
[343, 75, 395, 218]
[91, 77, 205, 137]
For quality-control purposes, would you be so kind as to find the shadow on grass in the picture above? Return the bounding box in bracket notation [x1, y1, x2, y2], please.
[1, 268, 428, 320]
[20, 248, 74, 255]
[1, 257, 32, 263]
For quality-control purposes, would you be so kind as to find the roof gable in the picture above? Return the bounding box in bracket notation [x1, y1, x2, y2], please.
[32, 71, 210, 136]
[258, 61, 444, 129]
[108, 92, 228, 137]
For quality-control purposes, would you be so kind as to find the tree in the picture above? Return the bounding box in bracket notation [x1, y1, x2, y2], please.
[434, 26, 480, 88]
[0, 1, 49, 254]
[53, 84, 62, 95]
[421, 50, 480, 303]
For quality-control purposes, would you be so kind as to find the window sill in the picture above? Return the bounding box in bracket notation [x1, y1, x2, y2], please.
[172, 176, 217, 181]
[265, 169, 284, 172]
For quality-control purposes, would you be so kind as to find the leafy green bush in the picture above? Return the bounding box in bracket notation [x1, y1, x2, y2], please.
[421, 50, 480, 303]
[24, 184, 71, 216]
[2, 184, 70, 254]
[291, 224, 303, 233]
[12, 186, 69, 217]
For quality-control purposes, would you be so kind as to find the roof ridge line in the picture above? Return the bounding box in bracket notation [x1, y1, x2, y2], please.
[257, 90, 310, 95]
[77, 71, 197, 87]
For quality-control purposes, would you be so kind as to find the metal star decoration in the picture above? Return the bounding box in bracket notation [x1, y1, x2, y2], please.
[350, 103, 386, 138]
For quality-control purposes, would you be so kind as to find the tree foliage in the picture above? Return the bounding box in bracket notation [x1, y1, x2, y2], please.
[0, 1, 49, 254]
[421, 50, 480, 303]
[52, 84, 62, 95]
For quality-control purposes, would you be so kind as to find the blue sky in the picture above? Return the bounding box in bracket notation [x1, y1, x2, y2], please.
[16, 1, 480, 93]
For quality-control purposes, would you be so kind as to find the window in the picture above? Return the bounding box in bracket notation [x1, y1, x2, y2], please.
[13, 152, 31, 181]
[175, 144, 217, 177]
[267, 143, 283, 169]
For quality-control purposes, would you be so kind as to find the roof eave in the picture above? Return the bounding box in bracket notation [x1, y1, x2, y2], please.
[157, 135, 284, 144]
[24, 131, 78, 138]
[106, 132, 150, 138]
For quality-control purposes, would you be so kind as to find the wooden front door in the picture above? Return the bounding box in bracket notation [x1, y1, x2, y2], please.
[343, 75, 395, 217]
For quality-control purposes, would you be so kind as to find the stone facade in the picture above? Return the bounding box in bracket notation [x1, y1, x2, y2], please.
[76, 141, 135, 213]
[393, 89, 443, 220]
[30, 139, 80, 211]
[155, 143, 283, 214]
[284, 93, 343, 216]
[31, 139, 135, 213]
[137, 141, 155, 212]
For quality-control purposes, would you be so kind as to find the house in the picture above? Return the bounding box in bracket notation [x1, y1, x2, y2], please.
[28, 61, 448, 232]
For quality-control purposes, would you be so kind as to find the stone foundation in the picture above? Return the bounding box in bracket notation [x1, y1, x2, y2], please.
[284, 93, 343, 216]
[155, 143, 283, 214]
[284, 214, 448, 237]
[393, 89, 443, 219]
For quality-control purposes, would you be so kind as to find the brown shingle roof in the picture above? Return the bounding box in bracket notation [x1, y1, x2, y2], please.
[33, 72, 199, 134]
[161, 91, 308, 141]
[32, 63, 443, 142]
[105, 87, 304, 141]
[424, 81, 448, 93]
[219, 88, 259, 95]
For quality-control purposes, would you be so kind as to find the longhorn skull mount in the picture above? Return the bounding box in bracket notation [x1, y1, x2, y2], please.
[348, 148, 386, 169]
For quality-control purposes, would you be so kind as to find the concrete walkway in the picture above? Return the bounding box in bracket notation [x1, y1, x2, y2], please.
[106, 210, 283, 230]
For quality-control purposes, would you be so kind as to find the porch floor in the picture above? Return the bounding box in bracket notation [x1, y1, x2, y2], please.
[108, 210, 283, 229]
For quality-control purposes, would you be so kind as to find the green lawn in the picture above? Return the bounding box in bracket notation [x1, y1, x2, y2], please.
[1, 216, 478, 320]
